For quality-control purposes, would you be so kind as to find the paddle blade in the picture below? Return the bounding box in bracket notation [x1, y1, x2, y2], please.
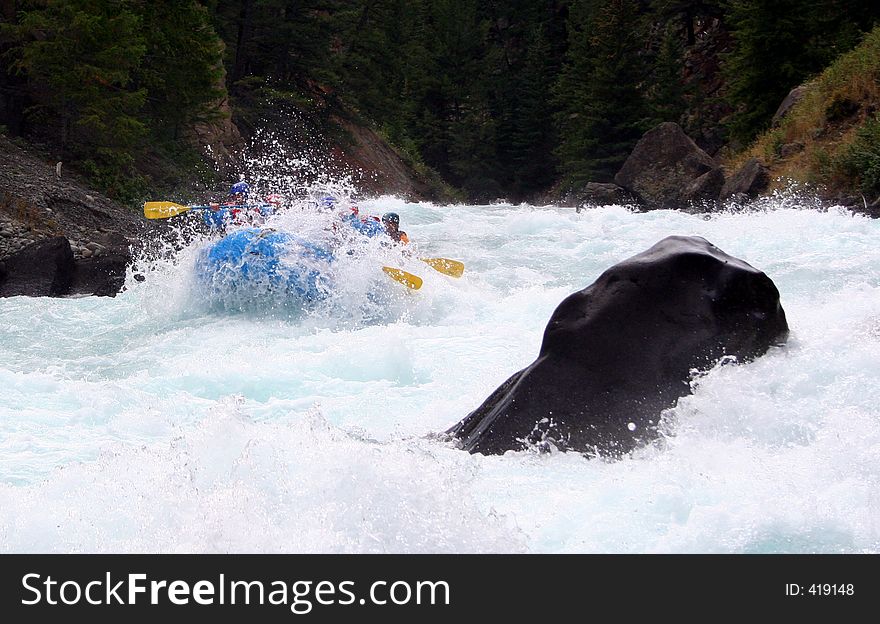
[383, 266, 423, 290]
[420, 257, 464, 278]
[144, 201, 190, 220]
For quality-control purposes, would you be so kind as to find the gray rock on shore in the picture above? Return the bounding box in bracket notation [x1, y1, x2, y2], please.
[720, 158, 771, 201]
[614, 122, 725, 209]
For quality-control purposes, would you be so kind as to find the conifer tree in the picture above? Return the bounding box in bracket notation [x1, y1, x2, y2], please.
[336, 0, 416, 138]
[647, 24, 688, 125]
[211, 0, 342, 98]
[555, 0, 651, 186]
[482, 0, 565, 195]
[407, 0, 497, 193]
[508, 25, 558, 193]
[137, 1, 225, 141]
[6, 0, 147, 184]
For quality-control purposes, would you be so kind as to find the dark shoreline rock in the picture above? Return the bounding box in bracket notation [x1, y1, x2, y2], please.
[0, 237, 75, 297]
[615, 122, 725, 209]
[720, 158, 771, 201]
[572, 182, 636, 208]
[0, 134, 152, 297]
[0, 236, 130, 297]
[448, 235, 789, 457]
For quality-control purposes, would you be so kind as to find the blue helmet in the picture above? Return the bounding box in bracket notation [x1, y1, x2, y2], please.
[381, 212, 400, 225]
[320, 195, 338, 207]
[229, 181, 249, 195]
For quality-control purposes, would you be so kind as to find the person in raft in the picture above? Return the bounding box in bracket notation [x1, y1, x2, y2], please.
[381, 212, 409, 245]
[203, 180, 274, 229]
[227, 180, 250, 205]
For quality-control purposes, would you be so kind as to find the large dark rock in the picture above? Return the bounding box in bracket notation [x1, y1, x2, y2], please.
[70, 250, 131, 296]
[720, 158, 771, 201]
[615, 122, 725, 209]
[573, 183, 635, 208]
[448, 236, 789, 457]
[683, 167, 725, 203]
[0, 237, 75, 296]
[0, 235, 130, 297]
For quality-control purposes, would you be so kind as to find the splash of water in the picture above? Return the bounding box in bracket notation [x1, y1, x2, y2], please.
[3, 150, 880, 553]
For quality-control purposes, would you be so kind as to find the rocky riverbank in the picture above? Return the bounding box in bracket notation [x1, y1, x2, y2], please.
[0, 136, 149, 253]
[560, 120, 880, 218]
[0, 135, 155, 297]
[2, 107, 877, 299]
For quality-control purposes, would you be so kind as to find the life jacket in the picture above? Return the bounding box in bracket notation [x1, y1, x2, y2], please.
[389, 229, 409, 244]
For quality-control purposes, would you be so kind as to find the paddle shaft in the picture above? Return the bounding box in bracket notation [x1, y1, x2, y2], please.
[143, 201, 271, 219]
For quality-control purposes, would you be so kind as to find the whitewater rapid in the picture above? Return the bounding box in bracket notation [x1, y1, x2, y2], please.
[1, 197, 879, 553]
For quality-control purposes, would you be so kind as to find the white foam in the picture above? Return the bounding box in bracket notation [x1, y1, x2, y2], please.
[2, 198, 879, 552]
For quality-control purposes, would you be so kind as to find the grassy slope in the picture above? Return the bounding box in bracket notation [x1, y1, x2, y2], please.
[730, 26, 880, 198]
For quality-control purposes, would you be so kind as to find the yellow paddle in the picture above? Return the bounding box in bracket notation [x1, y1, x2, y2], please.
[145, 201, 276, 220]
[420, 257, 464, 278]
[143, 201, 202, 219]
[383, 266, 423, 290]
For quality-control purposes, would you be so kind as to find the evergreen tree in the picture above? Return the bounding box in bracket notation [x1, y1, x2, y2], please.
[5, 0, 147, 187]
[136, 0, 225, 141]
[439, 0, 496, 192]
[647, 23, 688, 125]
[554, 0, 599, 185]
[555, 0, 652, 186]
[212, 0, 342, 94]
[336, 0, 417, 139]
[0, 0, 27, 135]
[483, 0, 565, 196]
[407, 0, 497, 193]
[507, 25, 559, 193]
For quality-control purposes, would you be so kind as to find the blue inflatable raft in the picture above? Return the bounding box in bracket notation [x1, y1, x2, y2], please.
[195, 228, 335, 304]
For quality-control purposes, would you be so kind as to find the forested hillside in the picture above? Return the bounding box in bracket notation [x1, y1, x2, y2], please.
[1, 0, 878, 203]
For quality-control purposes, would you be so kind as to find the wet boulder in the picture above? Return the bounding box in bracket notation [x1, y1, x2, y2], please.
[573, 183, 635, 208]
[720, 158, 771, 201]
[448, 236, 789, 457]
[0, 235, 130, 297]
[615, 122, 725, 209]
[0, 236, 75, 296]
[69, 250, 131, 296]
